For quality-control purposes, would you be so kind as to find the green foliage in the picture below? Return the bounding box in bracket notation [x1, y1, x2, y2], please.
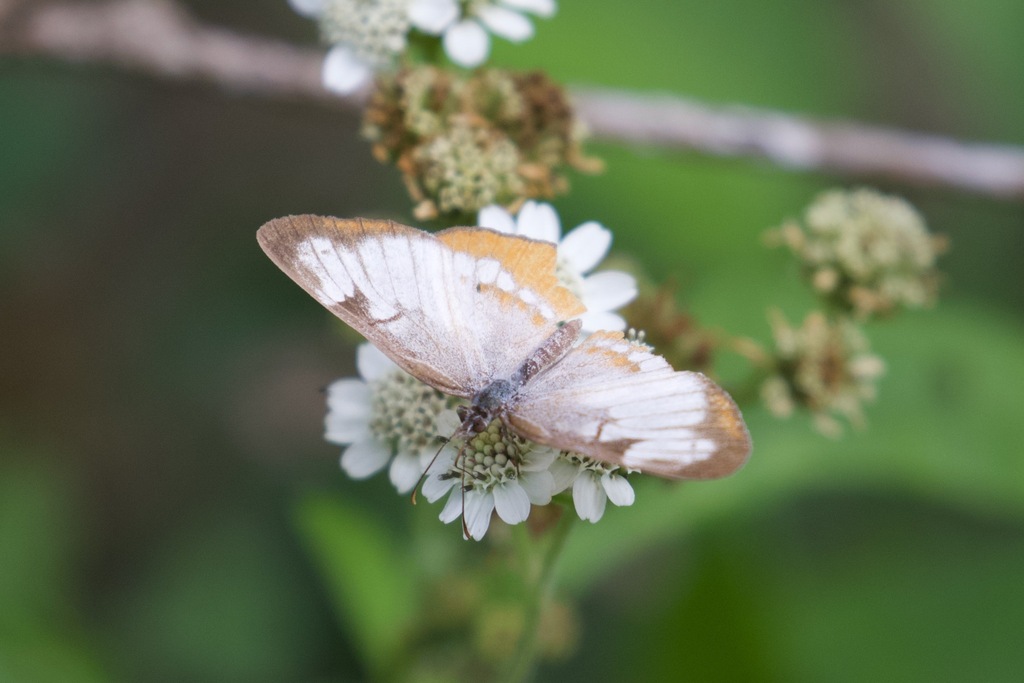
[0, 453, 107, 683]
[577, 495, 1024, 683]
[99, 510, 325, 683]
[294, 492, 419, 677]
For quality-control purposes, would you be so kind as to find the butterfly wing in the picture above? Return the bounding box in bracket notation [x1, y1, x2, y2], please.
[508, 331, 751, 479]
[257, 215, 585, 397]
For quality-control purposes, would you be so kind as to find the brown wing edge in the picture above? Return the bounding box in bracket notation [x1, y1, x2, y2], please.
[672, 373, 752, 480]
[256, 214, 408, 271]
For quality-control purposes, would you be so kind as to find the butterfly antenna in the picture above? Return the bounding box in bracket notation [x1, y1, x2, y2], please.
[461, 457, 470, 540]
[410, 435, 452, 505]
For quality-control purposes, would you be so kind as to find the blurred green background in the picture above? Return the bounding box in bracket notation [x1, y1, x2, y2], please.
[2, 0, 1022, 681]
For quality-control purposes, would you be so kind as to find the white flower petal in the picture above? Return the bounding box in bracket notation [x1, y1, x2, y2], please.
[422, 472, 455, 503]
[493, 482, 531, 524]
[477, 6, 534, 42]
[434, 409, 462, 435]
[501, 0, 556, 18]
[443, 20, 490, 68]
[464, 489, 495, 540]
[520, 446, 558, 471]
[478, 205, 517, 233]
[422, 451, 457, 502]
[559, 221, 612, 274]
[572, 471, 607, 522]
[601, 472, 635, 507]
[518, 470, 554, 505]
[548, 458, 580, 493]
[581, 271, 638, 312]
[288, 0, 325, 19]
[321, 45, 373, 95]
[389, 452, 424, 493]
[325, 378, 372, 410]
[516, 201, 561, 243]
[340, 438, 391, 479]
[324, 411, 371, 445]
[418, 446, 442, 470]
[357, 342, 398, 381]
[408, 0, 460, 34]
[439, 488, 464, 523]
[577, 310, 627, 333]
[324, 379, 372, 442]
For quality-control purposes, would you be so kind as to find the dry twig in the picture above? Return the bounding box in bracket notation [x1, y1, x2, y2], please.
[4, 0, 1023, 201]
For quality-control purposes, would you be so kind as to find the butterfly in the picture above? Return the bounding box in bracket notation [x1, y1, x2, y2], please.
[257, 215, 751, 480]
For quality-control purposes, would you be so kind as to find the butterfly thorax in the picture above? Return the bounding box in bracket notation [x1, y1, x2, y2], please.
[473, 379, 517, 413]
[458, 319, 584, 436]
[458, 379, 518, 435]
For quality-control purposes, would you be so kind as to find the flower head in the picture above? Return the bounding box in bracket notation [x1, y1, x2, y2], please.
[761, 310, 885, 436]
[478, 201, 637, 332]
[409, 0, 556, 68]
[415, 118, 525, 216]
[325, 343, 454, 491]
[290, 0, 412, 94]
[291, 0, 557, 94]
[422, 411, 557, 540]
[769, 188, 944, 319]
[363, 67, 598, 217]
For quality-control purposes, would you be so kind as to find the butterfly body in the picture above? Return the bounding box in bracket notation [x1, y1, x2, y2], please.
[258, 215, 751, 480]
[456, 318, 582, 438]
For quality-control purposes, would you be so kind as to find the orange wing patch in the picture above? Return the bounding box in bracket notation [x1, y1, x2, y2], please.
[579, 331, 644, 371]
[476, 283, 551, 328]
[438, 226, 585, 322]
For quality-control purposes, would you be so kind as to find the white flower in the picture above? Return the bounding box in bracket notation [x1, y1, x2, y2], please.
[324, 343, 451, 492]
[573, 469, 635, 522]
[553, 452, 635, 523]
[289, 0, 411, 94]
[408, 0, 556, 68]
[478, 201, 637, 332]
[422, 410, 557, 540]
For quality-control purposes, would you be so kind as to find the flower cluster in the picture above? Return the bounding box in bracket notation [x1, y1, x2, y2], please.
[760, 310, 885, 436]
[768, 188, 944, 319]
[322, 204, 638, 538]
[325, 343, 456, 492]
[423, 412, 558, 540]
[363, 66, 599, 218]
[289, 0, 556, 94]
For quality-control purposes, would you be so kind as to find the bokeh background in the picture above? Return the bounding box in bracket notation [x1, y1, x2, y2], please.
[2, 0, 1022, 681]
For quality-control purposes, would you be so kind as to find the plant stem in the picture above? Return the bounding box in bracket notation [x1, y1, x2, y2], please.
[501, 509, 575, 683]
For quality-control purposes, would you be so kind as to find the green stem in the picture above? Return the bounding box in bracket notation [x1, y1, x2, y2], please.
[501, 510, 576, 683]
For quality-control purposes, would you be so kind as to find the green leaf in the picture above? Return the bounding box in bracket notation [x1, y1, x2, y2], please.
[0, 635, 107, 683]
[0, 450, 108, 682]
[293, 492, 418, 677]
[601, 495, 1024, 683]
[0, 456, 80, 632]
[99, 510, 326, 683]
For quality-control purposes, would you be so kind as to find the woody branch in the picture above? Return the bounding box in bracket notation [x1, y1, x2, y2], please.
[4, 0, 1023, 201]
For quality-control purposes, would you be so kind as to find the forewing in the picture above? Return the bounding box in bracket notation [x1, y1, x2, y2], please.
[257, 215, 585, 396]
[508, 331, 751, 479]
